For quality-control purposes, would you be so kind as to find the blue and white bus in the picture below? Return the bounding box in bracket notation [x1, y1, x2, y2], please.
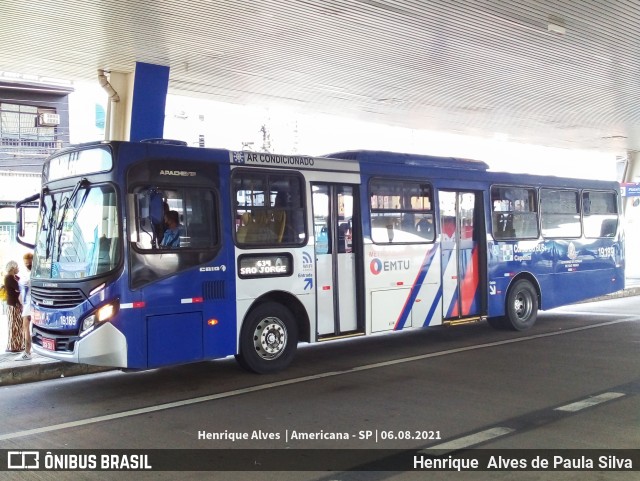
[17, 141, 624, 373]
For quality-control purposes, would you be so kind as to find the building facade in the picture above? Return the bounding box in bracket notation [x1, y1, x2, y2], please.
[0, 79, 73, 270]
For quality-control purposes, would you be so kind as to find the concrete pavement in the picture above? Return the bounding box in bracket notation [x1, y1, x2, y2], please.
[2, 278, 640, 387]
[0, 308, 111, 386]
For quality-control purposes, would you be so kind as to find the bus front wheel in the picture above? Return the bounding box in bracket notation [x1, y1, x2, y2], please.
[236, 302, 298, 374]
[504, 279, 538, 331]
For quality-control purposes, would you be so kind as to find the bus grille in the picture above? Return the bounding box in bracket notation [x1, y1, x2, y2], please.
[33, 329, 76, 353]
[203, 280, 225, 300]
[31, 286, 86, 309]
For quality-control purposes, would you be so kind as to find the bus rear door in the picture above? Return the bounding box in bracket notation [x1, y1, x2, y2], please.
[439, 190, 484, 322]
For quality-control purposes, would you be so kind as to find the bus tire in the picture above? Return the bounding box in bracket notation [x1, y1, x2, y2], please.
[504, 279, 538, 331]
[236, 302, 298, 374]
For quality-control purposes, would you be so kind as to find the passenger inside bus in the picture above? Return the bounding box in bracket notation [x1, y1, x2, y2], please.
[338, 221, 352, 253]
[416, 216, 434, 238]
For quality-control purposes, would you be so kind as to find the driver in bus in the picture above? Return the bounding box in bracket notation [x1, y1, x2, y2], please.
[160, 210, 182, 248]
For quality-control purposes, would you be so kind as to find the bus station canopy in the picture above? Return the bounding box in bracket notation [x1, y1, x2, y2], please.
[1, 0, 639, 154]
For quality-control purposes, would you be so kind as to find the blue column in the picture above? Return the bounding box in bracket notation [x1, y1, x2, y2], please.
[129, 62, 170, 142]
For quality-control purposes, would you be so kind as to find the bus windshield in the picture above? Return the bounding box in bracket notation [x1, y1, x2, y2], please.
[32, 183, 120, 280]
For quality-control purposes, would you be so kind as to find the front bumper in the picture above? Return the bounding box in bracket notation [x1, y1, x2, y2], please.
[32, 322, 128, 368]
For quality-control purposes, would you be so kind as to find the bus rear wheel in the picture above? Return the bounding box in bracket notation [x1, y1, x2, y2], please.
[236, 302, 298, 374]
[504, 279, 538, 331]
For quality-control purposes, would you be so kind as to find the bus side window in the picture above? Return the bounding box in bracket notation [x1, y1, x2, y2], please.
[233, 171, 306, 247]
[600, 219, 617, 237]
[370, 178, 434, 244]
[338, 222, 351, 253]
[131, 188, 163, 249]
[491, 185, 539, 239]
[272, 209, 287, 242]
[400, 213, 415, 232]
[583, 190, 618, 238]
[236, 212, 252, 243]
[316, 225, 329, 254]
[416, 215, 434, 239]
[541, 188, 580, 238]
[149, 191, 166, 248]
[129, 186, 218, 288]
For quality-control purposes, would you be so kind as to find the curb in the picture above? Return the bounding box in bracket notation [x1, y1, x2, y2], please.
[0, 360, 112, 386]
[577, 286, 640, 304]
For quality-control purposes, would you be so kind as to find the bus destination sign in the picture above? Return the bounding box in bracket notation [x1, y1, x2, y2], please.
[238, 253, 293, 279]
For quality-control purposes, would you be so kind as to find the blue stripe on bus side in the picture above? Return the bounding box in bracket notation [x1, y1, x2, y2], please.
[394, 245, 438, 330]
[422, 286, 443, 327]
[446, 289, 459, 318]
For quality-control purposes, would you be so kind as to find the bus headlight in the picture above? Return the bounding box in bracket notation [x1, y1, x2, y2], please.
[80, 301, 119, 337]
[97, 302, 116, 321]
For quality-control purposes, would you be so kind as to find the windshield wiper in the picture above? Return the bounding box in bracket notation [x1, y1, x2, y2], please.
[56, 178, 89, 231]
[44, 191, 57, 261]
[54, 178, 91, 262]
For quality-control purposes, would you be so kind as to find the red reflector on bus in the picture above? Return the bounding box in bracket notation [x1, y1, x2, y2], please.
[181, 297, 205, 304]
[133, 302, 145, 308]
[323, 286, 331, 290]
[397, 281, 404, 286]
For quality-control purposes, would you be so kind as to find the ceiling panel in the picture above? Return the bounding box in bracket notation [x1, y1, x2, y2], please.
[1, 0, 639, 154]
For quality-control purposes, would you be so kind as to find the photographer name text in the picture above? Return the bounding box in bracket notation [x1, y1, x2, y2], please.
[198, 429, 441, 443]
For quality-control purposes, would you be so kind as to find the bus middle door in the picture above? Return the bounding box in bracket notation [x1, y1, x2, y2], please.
[312, 184, 362, 339]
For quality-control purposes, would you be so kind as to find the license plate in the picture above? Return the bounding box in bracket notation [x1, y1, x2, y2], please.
[42, 337, 56, 351]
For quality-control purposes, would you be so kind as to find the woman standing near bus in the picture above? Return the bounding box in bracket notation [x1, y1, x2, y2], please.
[3, 260, 23, 353]
[15, 253, 33, 360]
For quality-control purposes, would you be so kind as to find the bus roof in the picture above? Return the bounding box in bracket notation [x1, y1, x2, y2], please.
[325, 150, 490, 171]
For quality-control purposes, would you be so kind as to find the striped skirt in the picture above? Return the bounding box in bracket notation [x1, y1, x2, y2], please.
[6, 304, 24, 352]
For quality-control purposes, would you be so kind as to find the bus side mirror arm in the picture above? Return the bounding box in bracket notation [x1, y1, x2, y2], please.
[15, 192, 40, 249]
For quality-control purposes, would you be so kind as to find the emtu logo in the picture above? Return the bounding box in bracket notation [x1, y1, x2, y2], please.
[370, 258, 410, 275]
[370, 258, 383, 275]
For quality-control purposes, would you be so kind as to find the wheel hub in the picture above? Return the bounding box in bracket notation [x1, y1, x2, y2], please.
[254, 317, 287, 360]
[515, 297, 524, 313]
[514, 293, 530, 319]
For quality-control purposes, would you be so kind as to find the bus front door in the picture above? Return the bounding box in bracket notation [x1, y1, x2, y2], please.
[439, 191, 483, 321]
[312, 184, 361, 338]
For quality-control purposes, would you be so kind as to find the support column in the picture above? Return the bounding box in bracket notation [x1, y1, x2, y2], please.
[622, 151, 640, 279]
[104, 70, 134, 141]
[129, 62, 170, 142]
[100, 62, 169, 142]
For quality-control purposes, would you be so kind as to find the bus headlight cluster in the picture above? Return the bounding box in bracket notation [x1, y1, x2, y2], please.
[80, 301, 119, 337]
